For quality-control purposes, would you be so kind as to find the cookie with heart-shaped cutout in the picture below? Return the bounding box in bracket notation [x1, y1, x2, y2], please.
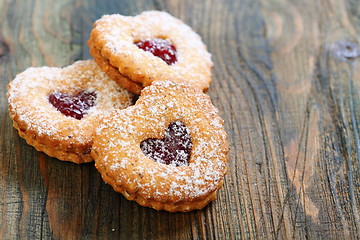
[91, 81, 228, 212]
[88, 11, 213, 94]
[8, 60, 135, 163]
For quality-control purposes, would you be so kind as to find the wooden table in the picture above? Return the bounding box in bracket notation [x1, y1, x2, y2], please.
[1, 0, 360, 239]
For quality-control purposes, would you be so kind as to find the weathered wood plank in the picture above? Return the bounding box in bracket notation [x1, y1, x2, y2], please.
[261, 0, 360, 238]
[0, 0, 359, 239]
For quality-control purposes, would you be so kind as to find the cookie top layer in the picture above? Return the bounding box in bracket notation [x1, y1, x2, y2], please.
[8, 60, 135, 163]
[88, 11, 213, 92]
[91, 81, 228, 211]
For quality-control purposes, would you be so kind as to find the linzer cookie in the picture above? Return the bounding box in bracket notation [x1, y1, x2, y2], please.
[88, 11, 213, 94]
[8, 60, 135, 163]
[91, 81, 228, 212]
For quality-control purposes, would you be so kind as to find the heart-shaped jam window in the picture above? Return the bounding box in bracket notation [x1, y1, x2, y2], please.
[48, 91, 97, 120]
[140, 121, 192, 167]
[135, 38, 177, 65]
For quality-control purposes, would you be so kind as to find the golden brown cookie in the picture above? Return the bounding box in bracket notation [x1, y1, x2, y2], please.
[88, 11, 213, 94]
[91, 81, 228, 212]
[8, 60, 135, 164]
[89, 46, 143, 94]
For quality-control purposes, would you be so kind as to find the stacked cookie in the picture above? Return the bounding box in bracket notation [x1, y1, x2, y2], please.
[8, 11, 228, 212]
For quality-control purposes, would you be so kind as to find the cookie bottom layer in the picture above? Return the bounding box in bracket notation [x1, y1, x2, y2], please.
[13, 121, 92, 164]
[93, 150, 222, 212]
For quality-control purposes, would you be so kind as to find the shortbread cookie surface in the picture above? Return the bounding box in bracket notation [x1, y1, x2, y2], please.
[88, 11, 213, 94]
[91, 81, 228, 212]
[8, 60, 135, 163]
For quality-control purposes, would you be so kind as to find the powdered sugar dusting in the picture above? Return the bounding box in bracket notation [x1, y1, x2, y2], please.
[91, 11, 213, 91]
[93, 81, 228, 202]
[8, 60, 135, 144]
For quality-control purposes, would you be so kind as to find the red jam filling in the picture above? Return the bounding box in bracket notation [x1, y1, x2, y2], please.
[135, 38, 177, 65]
[49, 91, 97, 120]
[140, 121, 192, 167]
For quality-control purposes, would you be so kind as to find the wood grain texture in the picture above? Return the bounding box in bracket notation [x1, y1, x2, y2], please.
[1, 0, 360, 239]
